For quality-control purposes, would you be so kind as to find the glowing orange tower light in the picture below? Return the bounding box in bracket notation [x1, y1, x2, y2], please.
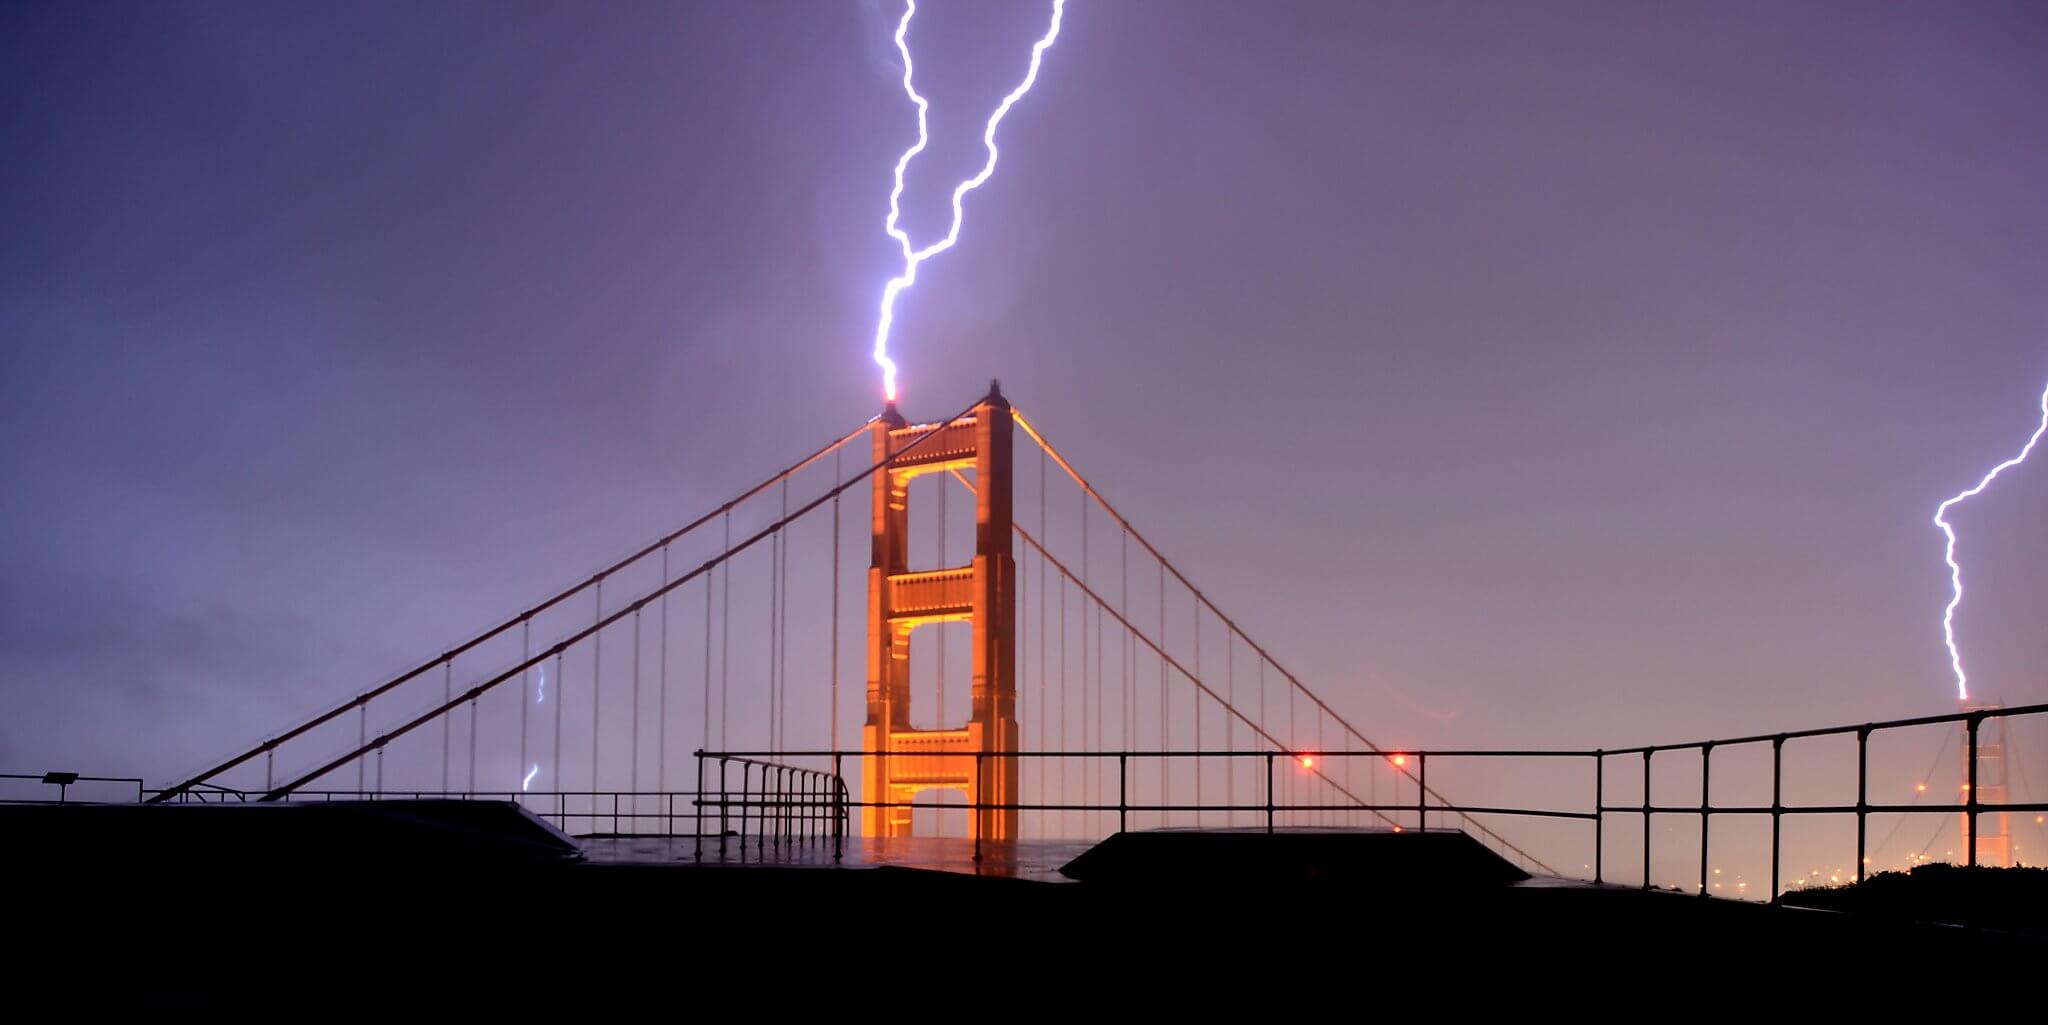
[862, 385, 1018, 841]
[1961, 703, 2012, 868]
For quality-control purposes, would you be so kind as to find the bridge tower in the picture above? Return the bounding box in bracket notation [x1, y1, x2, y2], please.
[1961, 703, 2011, 867]
[862, 385, 1018, 840]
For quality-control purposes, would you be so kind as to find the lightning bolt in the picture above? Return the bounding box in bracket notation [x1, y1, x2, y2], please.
[870, 0, 1068, 402]
[1934, 379, 2048, 702]
[526, 664, 545, 792]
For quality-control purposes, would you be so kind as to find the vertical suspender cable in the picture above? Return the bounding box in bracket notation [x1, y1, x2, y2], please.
[631, 609, 642, 800]
[721, 511, 731, 750]
[520, 619, 530, 796]
[937, 468, 947, 731]
[1158, 559, 1167, 822]
[1245, 660, 1261, 820]
[1095, 599, 1104, 834]
[831, 445, 841, 758]
[592, 580, 603, 796]
[553, 652, 564, 811]
[1038, 445, 1047, 829]
[768, 486, 780, 753]
[1121, 528, 1131, 754]
[442, 661, 451, 793]
[1317, 708, 1327, 826]
[1194, 605, 1202, 824]
[778, 478, 790, 753]
[1064, 565, 1081, 836]
[702, 553, 713, 755]
[659, 545, 669, 793]
[1226, 632, 1235, 826]
[1080, 489, 1090, 831]
[1019, 530, 1029, 835]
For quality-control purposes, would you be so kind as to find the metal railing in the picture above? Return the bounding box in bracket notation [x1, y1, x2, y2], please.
[696, 700, 2048, 892]
[693, 755, 851, 857]
[15, 702, 2041, 897]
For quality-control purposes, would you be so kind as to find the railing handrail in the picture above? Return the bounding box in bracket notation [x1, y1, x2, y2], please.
[694, 700, 2048, 764]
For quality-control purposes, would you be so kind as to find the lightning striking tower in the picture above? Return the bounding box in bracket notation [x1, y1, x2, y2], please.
[1933, 379, 2048, 702]
[869, 0, 1068, 402]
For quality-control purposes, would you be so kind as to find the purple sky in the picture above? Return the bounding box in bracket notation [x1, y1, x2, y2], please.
[3, 0, 2044, 867]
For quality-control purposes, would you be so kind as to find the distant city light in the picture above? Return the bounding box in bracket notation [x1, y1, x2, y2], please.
[1389, 754, 1407, 768]
[1298, 755, 1315, 769]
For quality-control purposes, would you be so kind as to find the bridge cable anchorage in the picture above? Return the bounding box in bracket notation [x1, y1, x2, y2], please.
[253, 399, 982, 802]
[151, 418, 877, 802]
[1012, 407, 1554, 872]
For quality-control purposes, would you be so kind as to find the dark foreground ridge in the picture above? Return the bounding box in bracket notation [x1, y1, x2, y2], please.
[5, 800, 2037, 1010]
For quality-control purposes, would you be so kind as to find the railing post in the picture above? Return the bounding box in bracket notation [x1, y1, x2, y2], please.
[1967, 714, 1981, 868]
[1118, 753, 1128, 834]
[1698, 742, 1712, 897]
[832, 751, 844, 863]
[1856, 727, 1870, 883]
[1770, 736, 1783, 902]
[1265, 752, 1275, 834]
[718, 757, 731, 850]
[694, 752, 705, 860]
[739, 763, 750, 851]
[1641, 750, 1652, 890]
[1416, 753, 1428, 833]
[973, 751, 984, 864]
[1593, 750, 1604, 884]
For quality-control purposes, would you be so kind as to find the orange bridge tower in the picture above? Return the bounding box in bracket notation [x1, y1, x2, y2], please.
[862, 385, 1018, 841]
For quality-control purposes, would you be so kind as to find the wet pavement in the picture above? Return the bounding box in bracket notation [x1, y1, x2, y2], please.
[576, 833, 1097, 882]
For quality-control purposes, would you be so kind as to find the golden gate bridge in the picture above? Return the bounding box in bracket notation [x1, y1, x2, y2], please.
[131, 383, 2045, 895]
